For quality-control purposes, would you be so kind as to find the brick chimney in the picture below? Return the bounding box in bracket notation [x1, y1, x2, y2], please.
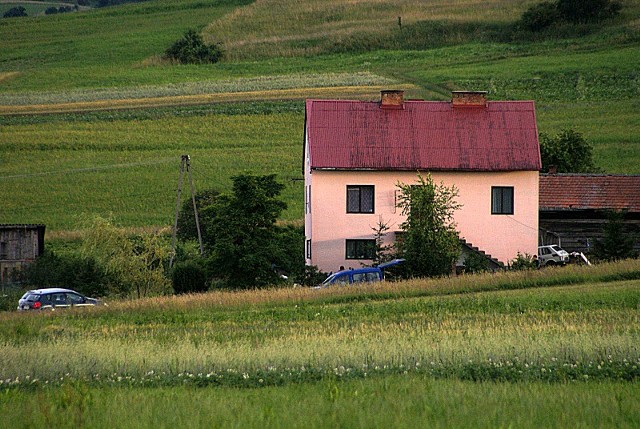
[380, 90, 404, 109]
[451, 90, 487, 107]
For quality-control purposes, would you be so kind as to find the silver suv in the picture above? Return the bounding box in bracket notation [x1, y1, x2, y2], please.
[537, 245, 570, 267]
[18, 288, 103, 311]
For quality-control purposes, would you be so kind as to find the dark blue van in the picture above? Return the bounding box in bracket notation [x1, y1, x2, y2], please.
[320, 259, 405, 287]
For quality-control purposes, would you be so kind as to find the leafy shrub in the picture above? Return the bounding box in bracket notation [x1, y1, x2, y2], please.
[592, 211, 637, 262]
[556, 0, 622, 23]
[172, 258, 208, 294]
[19, 250, 112, 297]
[45, 6, 75, 15]
[540, 129, 599, 173]
[165, 29, 223, 65]
[396, 174, 461, 278]
[3, 7, 27, 18]
[176, 189, 219, 242]
[294, 265, 329, 287]
[509, 252, 538, 271]
[518, 0, 622, 33]
[519, 2, 561, 31]
[463, 252, 491, 274]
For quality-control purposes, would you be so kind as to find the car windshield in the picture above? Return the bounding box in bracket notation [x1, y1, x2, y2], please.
[25, 294, 40, 301]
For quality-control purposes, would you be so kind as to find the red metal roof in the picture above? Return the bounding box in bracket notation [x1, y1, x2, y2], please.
[305, 99, 541, 171]
[540, 174, 640, 212]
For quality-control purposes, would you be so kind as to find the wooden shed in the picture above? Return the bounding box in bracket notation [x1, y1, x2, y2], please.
[539, 174, 640, 254]
[0, 224, 46, 284]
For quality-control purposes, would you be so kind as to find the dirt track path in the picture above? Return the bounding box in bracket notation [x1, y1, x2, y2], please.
[0, 84, 416, 115]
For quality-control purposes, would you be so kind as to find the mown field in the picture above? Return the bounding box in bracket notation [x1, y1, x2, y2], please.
[1, 0, 639, 232]
[1, 260, 639, 427]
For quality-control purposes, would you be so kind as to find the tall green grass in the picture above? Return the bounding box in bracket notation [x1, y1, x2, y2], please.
[0, 109, 303, 229]
[0, 0, 638, 233]
[1, 262, 638, 427]
[1, 261, 639, 387]
[1, 378, 638, 429]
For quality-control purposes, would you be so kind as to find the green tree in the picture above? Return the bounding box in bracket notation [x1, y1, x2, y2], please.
[20, 250, 112, 298]
[165, 29, 223, 64]
[519, 1, 561, 31]
[369, 216, 393, 266]
[81, 216, 170, 298]
[176, 188, 219, 242]
[3, 7, 27, 18]
[463, 251, 491, 274]
[540, 129, 599, 173]
[556, 0, 621, 23]
[171, 258, 208, 294]
[509, 252, 538, 270]
[592, 211, 636, 261]
[200, 174, 288, 289]
[396, 173, 461, 278]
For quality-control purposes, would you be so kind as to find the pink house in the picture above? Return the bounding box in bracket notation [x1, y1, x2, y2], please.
[304, 90, 542, 273]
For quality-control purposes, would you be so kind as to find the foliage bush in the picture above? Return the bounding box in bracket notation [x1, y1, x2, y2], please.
[3, 7, 27, 18]
[176, 189, 219, 243]
[81, 216, 171, 298]
[294, 265, 329, 287]
[171, 258, 208, 294]
[45, 6, 75, 15]
[19, 250, 112, 298]
[509, 252, 538, 271]
[540, 129, 599, 173]
[556, 0, 622, 23]
[519, 0, 622, 32]
[592, 211, 637, 262]
[165, 29, 223, 65]
[518, 2, 561, 31]
[198, 175, 292, 289]
[396, 173, 461, 278]
[463, 252, 491, 274]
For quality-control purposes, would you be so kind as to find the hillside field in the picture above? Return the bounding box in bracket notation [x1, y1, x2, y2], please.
[1, 260, 639, 427]
[1, 0, 639, 232]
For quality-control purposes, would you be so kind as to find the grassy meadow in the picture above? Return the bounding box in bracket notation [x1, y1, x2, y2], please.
[1, 260, 639, 427]
[1, 0, 639, 231]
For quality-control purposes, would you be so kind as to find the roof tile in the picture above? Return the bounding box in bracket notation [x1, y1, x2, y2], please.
[539, 174, 640, 212]
[305, 99, 541, 171]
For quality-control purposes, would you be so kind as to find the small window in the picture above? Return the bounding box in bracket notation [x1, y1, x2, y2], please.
[51, 293, 67, 305]
[366, 272, 381, 282]
[334, 273, 350, 285]
[491, 186, 514, 215]
[346, 239, 376, 260]
[67, 293, 85, 304]
[306, 239, 312, 259]
[352, 272, 367, 283]
[347, 185, 374, 213]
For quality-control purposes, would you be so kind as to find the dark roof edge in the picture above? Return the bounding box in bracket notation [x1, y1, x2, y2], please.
[540, 173, 640, 177]
[0, 224, 46, 228]
[311, 167, 540, 172]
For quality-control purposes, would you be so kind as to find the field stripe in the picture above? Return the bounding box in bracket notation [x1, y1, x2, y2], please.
[0, 84, 417, 115]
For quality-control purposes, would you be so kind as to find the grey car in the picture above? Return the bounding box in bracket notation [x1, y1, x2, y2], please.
[17, 288, 103, 311]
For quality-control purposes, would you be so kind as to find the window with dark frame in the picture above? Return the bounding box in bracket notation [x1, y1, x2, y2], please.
[306, 239, 311, 259]
[491, 186, 514, 215]
[345, 239, 376, 260]
[347, 185, 374, 213]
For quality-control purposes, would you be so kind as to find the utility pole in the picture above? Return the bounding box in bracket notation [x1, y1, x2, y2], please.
[169, 155, 204, 268]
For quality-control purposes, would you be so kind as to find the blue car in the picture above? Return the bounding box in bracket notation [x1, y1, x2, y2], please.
[320, 259, 405, 287]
